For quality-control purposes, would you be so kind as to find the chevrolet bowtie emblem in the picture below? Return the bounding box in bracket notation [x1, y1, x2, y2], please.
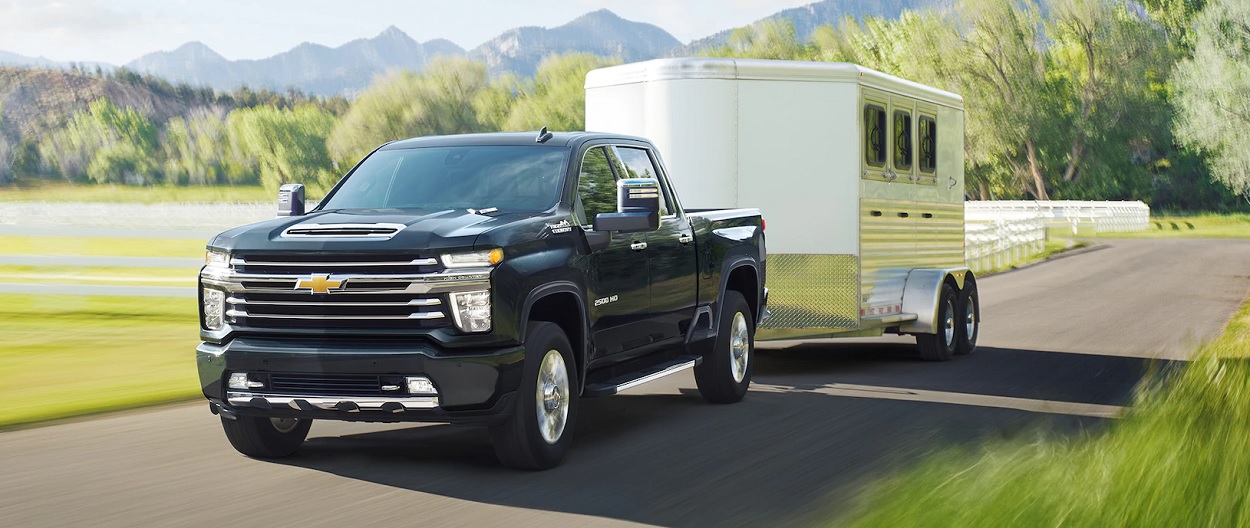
[295, 274, 344, 294]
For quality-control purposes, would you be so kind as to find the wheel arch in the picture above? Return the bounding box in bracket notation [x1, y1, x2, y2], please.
[719, 258, 763, 325]
[521, 282, 589, 392]
[899, 267, 972, 335]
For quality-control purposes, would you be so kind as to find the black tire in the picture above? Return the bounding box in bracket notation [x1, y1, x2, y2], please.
[695, 290, 754, 404]
[220, 415, 311, 458]
[956, 281, 979, 356]
[490, 322, 579, 470]
[916, 284, 958, 361]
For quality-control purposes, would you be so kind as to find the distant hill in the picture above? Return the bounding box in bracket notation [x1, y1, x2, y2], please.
[686, 0, 955, 52]
[470, 9, 681, 78]
[124, 27, 466, 97]
[0, 67, 218, 138]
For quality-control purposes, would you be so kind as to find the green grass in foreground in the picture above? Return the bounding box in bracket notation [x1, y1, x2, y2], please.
[0, 294, 202, 429]
[1097, 214, 1250, 238]
[842, 300, 1250, 527]
[0, 182, 275, 203]
[0, 235, 207, 258]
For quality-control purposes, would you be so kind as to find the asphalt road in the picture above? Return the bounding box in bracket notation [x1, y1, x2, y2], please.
[3, 238, 1250, 528]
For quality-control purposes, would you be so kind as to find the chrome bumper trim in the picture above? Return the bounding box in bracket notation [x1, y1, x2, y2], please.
[226, 392, 440, 412]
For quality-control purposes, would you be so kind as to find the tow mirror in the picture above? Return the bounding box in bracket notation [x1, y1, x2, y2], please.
[592, 178, 660, 234]
[277, 184, 305, 217]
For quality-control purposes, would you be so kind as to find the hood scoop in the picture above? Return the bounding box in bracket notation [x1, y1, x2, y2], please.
[281, 223, 406, 240]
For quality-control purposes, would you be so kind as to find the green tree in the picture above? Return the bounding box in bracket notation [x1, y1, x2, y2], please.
[503, 53, 620, 132]
[0, 101, 12, 185]
[1173, 0, 1250, 197]
[38, 98, 159, 184]
[707, 19, 812, 60]
[327, 57, 493, 167]
[163, 106, 254, 186]
[228, 104, 337, 191]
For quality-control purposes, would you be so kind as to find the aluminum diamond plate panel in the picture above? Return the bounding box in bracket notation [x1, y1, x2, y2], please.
[761, 254, 859, 330]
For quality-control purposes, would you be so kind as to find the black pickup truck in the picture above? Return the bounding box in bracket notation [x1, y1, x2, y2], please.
[197, 131, 766, 469]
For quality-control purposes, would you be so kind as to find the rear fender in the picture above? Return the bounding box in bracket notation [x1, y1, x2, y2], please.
[899, 268, 970, 334]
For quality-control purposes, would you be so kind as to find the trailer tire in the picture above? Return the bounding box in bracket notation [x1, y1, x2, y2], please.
[695, 291, 753, 404]
[956, 282, 979, 355]
[220, 416, 311, 458]
[490, 322, 578, 470]
[916, 284, 958, 361]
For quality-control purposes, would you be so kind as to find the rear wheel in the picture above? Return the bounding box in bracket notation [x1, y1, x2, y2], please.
[916, 284, 958, 361]
[956, 282, 979, 355]
[220, 415, 312, 458]
[695, 290, 754, 403]
[490, 322, 578, 470]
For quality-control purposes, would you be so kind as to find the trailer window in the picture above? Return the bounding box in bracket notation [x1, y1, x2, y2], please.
[893, 110, 912, 171]
[576, 147, 619, 227]
[864, 105, 886, 168]
[919, 115, 936, 173]
[615, 147, 671, 216]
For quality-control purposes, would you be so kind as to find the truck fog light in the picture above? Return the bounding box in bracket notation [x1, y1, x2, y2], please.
[449, 290, 492, 333]
[406, 376, 437, 395]
[203, 288, 226, 330]
[227, 372, 265, 390]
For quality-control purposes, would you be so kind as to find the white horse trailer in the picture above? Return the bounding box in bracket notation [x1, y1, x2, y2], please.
[585, 58, 979, 359]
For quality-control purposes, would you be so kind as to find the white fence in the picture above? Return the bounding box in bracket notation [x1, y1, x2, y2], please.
[964, 200, 1150, 273]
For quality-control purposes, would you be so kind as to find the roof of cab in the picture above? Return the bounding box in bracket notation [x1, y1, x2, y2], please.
[380, 131, 650, 150]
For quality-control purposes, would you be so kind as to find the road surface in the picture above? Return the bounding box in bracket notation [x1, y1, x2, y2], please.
[3, 238, 1249, 527]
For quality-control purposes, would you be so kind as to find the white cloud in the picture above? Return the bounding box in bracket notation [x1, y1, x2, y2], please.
[0, 0, 143, 37]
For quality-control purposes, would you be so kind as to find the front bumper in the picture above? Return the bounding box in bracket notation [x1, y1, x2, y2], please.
[197, 336, 525, 424]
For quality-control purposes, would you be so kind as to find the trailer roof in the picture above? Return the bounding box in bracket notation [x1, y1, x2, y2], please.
[585, 58, 963, 109]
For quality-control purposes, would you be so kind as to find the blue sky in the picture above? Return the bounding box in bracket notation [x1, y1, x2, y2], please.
[0, 0, 814, 65]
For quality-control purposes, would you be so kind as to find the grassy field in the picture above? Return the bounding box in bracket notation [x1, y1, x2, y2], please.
[0, 182, 278, 203]
[0, 235, 207, 258]
[841, 299, 1250, 527]
[1096, 213, 1250, 238]
[0, 294, 202, 429]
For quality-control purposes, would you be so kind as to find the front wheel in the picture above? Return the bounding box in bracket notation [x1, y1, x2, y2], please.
[695, 290, 754, 404]
[490, 322, 579, 470]
[220, 415, 312, 458]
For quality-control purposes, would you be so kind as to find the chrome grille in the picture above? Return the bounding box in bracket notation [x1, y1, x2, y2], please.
[268, 373, 385, 396]
[232, 253, 440, 275]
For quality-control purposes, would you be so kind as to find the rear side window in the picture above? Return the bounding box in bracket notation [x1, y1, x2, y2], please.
[614, 147, 671, 216]
[864, 105, 886, 167]
[918, 115, 937, 173]
[576, 147, 618, 226]
[893, 110, 912, 170]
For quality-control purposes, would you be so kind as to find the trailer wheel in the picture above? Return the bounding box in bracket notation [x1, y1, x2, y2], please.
[490, 322, 578, 470]
[956, 282, 979, 355]
[695, 290, 753, 403]
[220, 416, 312, 458]
[916, 284, 958, 361]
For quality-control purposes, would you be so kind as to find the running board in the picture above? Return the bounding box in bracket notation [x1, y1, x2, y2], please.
[583, 356, 701, 397]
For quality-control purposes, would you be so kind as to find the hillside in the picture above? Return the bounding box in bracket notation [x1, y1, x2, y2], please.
[686, 0, 955, 51]
[0, 67, 219, 138]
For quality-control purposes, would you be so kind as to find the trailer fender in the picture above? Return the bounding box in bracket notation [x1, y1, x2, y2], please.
[898, 268, 970, 335]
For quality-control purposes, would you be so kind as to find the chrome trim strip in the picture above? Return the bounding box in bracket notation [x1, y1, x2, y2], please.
[231, 257, 438, 267]
[227, 310, 446, 320]
[614, 359, 698, 394]
[204, 270, 491, 282]
[225, 297, 441, 307]
[226, 392, 439, 411]
[279, 223, 406, 240]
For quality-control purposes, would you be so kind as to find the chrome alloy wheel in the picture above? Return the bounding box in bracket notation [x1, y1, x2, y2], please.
[535, 349, 570, 445]
[964, 294, 977, 339]
[270, 417, 299, 434]
[943, 299, 956, 347]
[729, 311, 750, 383]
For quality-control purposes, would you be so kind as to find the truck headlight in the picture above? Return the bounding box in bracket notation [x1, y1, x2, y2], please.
[449, 290, 491, 333]
[441, 249, 504, 269]
[202, 288, 226, 330]
[205, 249, 230, 269]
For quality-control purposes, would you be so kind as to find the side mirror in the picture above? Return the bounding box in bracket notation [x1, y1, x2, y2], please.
[276, 184, 305, 217]
[591, 178, 660, 234]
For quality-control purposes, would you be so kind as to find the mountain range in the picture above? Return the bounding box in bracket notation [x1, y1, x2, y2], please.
[0, 0, 946, 97]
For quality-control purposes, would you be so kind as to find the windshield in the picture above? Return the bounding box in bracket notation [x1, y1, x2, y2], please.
[321, 146, 569, 212]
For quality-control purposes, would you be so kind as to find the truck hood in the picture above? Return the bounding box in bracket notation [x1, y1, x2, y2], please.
[208, 208, 537, 254]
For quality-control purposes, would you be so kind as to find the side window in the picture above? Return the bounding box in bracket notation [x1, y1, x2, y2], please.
[893, 110, 912, 171]
[918, 115, 937, 173]
[614, 147, 671, 216]
[864, 104, 886, 167]
[576, 147, 618, 227]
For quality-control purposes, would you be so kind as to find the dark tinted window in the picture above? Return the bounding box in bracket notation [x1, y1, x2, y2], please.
[919, 115, 937, 173]
[894, 110, 912, 170]
[576, 147, 618, 226]
[323, 146, 567, 212]
[615, 147, 670, 216]
[864, 105, 886, 167]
